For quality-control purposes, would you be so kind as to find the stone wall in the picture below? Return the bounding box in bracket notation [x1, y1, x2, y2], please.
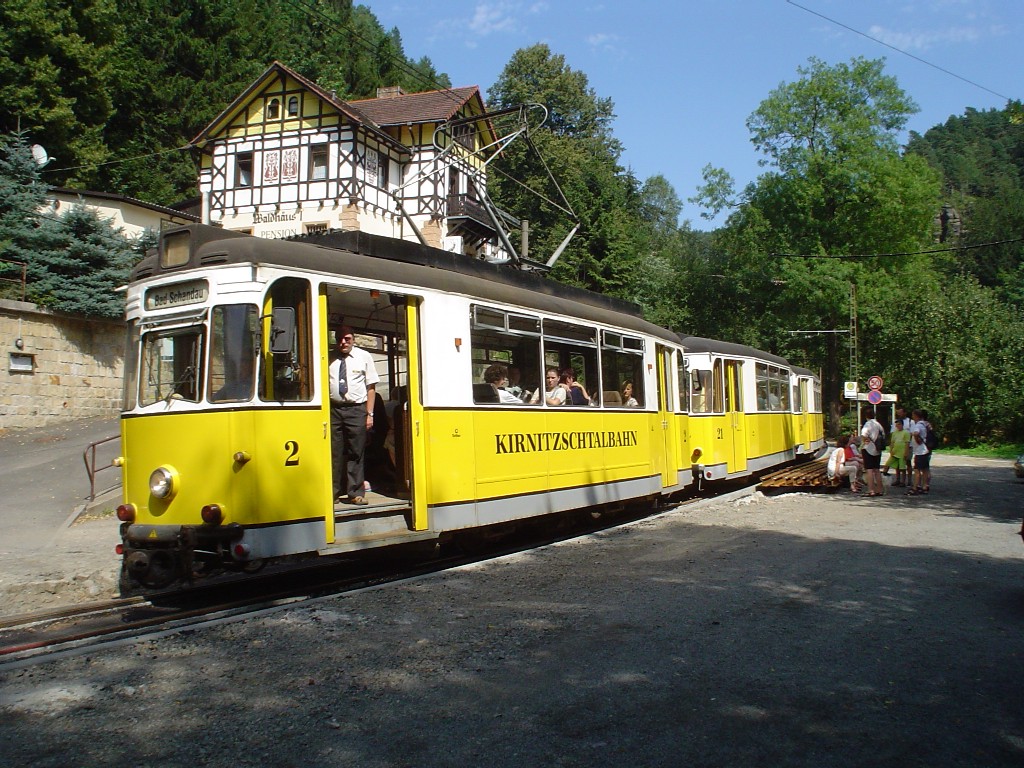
[0, 300, 124, 431]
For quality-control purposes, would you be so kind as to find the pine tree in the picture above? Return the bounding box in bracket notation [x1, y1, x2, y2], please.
[0, 130, 136, 317]
[0, 131, 54, 299]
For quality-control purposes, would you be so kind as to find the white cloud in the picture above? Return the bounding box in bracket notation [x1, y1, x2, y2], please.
[469, 2, 521, 36]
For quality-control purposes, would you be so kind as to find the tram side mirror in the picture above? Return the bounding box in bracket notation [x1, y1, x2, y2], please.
[269, 307, 296, 355]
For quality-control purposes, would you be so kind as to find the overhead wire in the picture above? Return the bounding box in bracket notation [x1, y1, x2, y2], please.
[773, 236, 1024, 260]
[786, 0, 1013, 101]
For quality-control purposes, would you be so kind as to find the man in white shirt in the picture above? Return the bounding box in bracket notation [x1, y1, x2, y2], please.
[329, 326, 380, 505]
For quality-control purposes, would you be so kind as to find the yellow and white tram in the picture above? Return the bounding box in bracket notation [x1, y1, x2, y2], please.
[115, 224, 822, 590]
[680, 337, 825, 483]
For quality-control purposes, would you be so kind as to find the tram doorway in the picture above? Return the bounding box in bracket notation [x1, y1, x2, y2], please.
[657, 345, 679, 488]
[725, 360, 747, 473]
[323, 284, 415, 514]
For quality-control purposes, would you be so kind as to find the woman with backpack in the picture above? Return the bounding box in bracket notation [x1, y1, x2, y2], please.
[859, 405, 886, 497]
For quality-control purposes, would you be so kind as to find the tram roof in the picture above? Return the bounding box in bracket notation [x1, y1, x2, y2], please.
[679, 335, 792, 368]
[135, 225, 680, 343]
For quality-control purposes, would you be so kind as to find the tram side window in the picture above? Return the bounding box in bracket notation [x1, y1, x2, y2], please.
[690, 369, 714, 414]
[793, 382, 803, 413]
[209, 304, 259, 402]
[470, 305, 541, 405]
[140, 327, 203, 405]
[601, 331, 644, 407]
[712, 358, 724, 412]
[775, 369, 791, 411]
[261, 277, 313, 402]
[756, 363, 791, 411]
[543, 319, 598, 406]
[676, 356, 689, 413]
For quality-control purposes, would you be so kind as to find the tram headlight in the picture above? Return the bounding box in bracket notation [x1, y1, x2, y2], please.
[149, 466, 179, 499]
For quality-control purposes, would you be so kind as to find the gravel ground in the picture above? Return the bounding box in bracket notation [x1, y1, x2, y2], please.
[1, 454, 1022, 767]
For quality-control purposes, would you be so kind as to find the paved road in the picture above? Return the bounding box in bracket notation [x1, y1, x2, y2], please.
[0, 417, 120, 554]
[1, 453, 1022, 767]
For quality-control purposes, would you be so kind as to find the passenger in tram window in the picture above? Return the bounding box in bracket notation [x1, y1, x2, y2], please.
[329, 325, 380, 506]
[505, 365, 526, 400]
[531, 368, 567, 405]
[621, 380, 639, 407]
[483, 363, 522, 403]
[560, 368, 591, 405]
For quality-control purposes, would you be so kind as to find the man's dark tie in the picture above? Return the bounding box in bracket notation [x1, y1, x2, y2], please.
[338, 355, 348, 397]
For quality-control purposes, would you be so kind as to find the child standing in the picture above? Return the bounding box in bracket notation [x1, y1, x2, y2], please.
[885, 419, 911, 487]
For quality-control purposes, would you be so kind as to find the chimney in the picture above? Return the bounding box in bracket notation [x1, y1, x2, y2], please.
[376, 86, 405, 99]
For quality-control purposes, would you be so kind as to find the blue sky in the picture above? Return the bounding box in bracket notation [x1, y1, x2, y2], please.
[363, 0, 1021, 230]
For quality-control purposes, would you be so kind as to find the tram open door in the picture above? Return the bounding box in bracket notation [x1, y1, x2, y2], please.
[657, 344, 681, 490]
[319, 285, 427, 545]
[725, 359, 747, 474]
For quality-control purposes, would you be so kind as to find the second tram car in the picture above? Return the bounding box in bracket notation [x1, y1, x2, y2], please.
[115, 224, 823, 590]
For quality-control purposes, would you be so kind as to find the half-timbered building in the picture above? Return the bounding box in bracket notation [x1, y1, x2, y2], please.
[192, 61, 503, 258]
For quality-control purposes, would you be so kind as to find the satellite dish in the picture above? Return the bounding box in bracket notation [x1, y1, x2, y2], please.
[30, 144, 51, 167]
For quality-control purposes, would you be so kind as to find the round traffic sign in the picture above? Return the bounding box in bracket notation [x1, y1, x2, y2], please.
[867, 375, 884, 391]
[867, 389, 882, 405]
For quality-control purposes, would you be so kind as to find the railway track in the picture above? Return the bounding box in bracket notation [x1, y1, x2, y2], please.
[0, 471, 826, 670]
[0, 548, 477, 670]
[0, 496, 700, 669]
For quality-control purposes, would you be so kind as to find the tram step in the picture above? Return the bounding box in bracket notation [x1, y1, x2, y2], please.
[329, 503, 418, 547]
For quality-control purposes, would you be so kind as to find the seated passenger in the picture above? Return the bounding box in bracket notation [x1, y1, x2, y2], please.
[483, 363, 522, 404]
[621, 380, 639, 407]
[561, 368, 591, 405]
[505, 365, 526, 400]
[531, 368, 567, 405]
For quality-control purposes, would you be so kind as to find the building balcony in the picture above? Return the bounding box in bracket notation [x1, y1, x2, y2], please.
[446, 194, 497, 244]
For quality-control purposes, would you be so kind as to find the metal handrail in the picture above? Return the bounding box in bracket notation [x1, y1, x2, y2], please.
[83, 434, 121, 502]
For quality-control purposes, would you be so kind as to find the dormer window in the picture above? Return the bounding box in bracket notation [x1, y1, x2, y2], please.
[267, 99, 280, 119]
[287, 96, 299, 116]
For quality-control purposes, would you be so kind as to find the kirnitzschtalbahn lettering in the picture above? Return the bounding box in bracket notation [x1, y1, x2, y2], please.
[495, 430, 639, 455]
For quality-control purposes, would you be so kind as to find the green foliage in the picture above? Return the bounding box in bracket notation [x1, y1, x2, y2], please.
[0, 131, 137, 317]
[30, 203, 136, 318]
[0, 129, 54, 296]
[488, 44, 650, 296]
[0, 0, 118, 182]
[3, 0, 450, 202]
[905, 101, 1024, 300]
[694, 57, 945, 434]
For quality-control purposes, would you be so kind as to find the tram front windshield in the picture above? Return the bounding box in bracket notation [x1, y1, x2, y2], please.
[136, 303, 259, 407]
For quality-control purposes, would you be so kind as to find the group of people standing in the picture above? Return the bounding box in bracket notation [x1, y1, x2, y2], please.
[827, 406, 934, 497]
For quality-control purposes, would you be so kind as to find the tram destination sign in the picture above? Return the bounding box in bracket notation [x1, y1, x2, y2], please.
[145, 279, 209, 311]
